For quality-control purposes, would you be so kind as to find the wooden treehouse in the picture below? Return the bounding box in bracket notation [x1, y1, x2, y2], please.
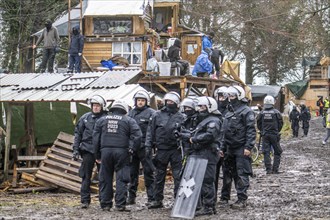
[81, 0, 202, 72]
[285, 56, 330, 109]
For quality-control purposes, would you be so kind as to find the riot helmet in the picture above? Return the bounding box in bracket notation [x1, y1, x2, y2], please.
[87, 95, 107, 110]
[109, 99, 129, 114]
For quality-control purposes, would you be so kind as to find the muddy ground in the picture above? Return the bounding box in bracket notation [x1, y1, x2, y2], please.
[1, 117, 329, 219]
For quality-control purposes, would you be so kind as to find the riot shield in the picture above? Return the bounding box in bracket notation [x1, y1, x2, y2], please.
[171, 155, 208, 219]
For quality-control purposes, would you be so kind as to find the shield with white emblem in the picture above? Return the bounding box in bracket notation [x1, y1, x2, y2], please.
[171, 155, 208, 219]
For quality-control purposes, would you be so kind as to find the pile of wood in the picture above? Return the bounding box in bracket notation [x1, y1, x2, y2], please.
[5, 132, 98, 194]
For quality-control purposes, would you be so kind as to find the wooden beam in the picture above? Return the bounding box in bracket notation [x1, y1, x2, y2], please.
[180, 77, 187, 99]
[10, 186, 55, 194]
[4, 104, 12, 180]
[155, 83, 169, 93]
[186, 83, 193, 97]
[25, 103, 36, 158]
[82, 55, 94, 71]
[21, 172, 57, 187]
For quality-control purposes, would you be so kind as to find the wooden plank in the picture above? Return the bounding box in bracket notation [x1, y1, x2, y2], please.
[10, 186, 55, 194]
[47, 153, 81, 167]
[17, 156, 45, 161]
[51, 146, 74, 158]
[39, 166, 82, 182]
[21, 172, 57, 188]
[36, 171, 80, 193]
[12, 145, 18, 187]
[16, 167, 39, 173]
[42, 159, 79, 173]
[54, 140, 73, 151]
[82, 55, 94, 72]
[57, 132, 74, 144]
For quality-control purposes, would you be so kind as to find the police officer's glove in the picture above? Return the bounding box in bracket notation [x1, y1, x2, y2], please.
[72, 150, 80, 161]
[174, 130, 181, 138]
[180, 132, 191, 142]
[128, 147, 134, 156]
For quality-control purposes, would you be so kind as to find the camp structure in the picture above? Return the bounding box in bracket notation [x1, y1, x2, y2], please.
[30, 1, 239, 78]
[0, 69, 147, 180]
[249, 85, 284, 112]
[285, 56, 330, 110]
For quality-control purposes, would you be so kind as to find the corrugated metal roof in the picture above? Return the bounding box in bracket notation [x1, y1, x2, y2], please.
[83, 0, 145, 16]
[18, 73, 70, 90]
[0, 70, 145, 105]
[51, 72, 105, 91]
[0, 73, 40, 87]
[89, 69, 142, 89]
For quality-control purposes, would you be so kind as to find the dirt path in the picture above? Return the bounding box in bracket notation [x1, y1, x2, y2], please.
[1, 117, 329, 219]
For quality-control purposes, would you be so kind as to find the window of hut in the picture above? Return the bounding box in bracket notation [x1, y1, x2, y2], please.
[113, 42, 142, 65]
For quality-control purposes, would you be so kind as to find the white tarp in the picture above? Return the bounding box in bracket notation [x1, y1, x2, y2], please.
[83, 0, 145, 16]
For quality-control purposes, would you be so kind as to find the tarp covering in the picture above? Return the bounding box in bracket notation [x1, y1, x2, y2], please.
[83, 0, 145, 16]
[249, 85, 282, 98]
[286, 80, 309, 99]
[301, 57, 321, 67]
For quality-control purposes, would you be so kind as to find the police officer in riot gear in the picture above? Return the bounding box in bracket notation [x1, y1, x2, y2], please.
[257, 95, 283, 174]
[145, 91, 185, 209]
[93, 100, 142, 212]
[213, 86, 230, 204]
[127, 90, 156, 205]
[180, 97, 198, 156]
[289, 106, 300, 138]
[219, 85, 256, 209]
[72, 95, 108, 209]
[186, 96, 221, 216]
[299, 104, 311, 137]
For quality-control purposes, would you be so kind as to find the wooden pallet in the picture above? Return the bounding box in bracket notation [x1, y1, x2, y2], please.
[35, 131, 98, 194]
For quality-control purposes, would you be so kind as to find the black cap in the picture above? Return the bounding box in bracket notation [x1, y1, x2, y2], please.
[209, 31, 215, 38]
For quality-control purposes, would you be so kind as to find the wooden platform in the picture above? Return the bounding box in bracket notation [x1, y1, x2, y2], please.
[138, 75, 234, 98]
[35, 131, 98, 194]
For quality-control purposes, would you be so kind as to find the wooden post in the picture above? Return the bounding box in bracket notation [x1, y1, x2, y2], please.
[25, 103, 36, 157]
[32, 37, 35, 72]
[180, 77, 187, 99]
[4, 104, 12, 180]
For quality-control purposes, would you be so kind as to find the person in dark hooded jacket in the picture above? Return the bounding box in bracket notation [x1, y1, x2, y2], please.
[68, 26, 84, 73]
[32, 19, 60, 73]
[167, 39, 190, 75]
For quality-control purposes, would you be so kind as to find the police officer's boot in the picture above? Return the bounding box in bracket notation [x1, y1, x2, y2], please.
[219, 198, 229, 207]
[126, 197, 136, 205]
[115, 206, 130, 212]
[230, 200, 247, 209]
[80, 202, 89, 209]
[148, 200, 163, 209]
[195, 206, 214, 216]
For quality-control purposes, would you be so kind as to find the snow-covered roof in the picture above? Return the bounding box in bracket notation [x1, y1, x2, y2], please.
[83, 0, 145, 16]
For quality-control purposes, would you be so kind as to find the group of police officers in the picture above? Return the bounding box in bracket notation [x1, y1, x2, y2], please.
[72, 84, 283, 216]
